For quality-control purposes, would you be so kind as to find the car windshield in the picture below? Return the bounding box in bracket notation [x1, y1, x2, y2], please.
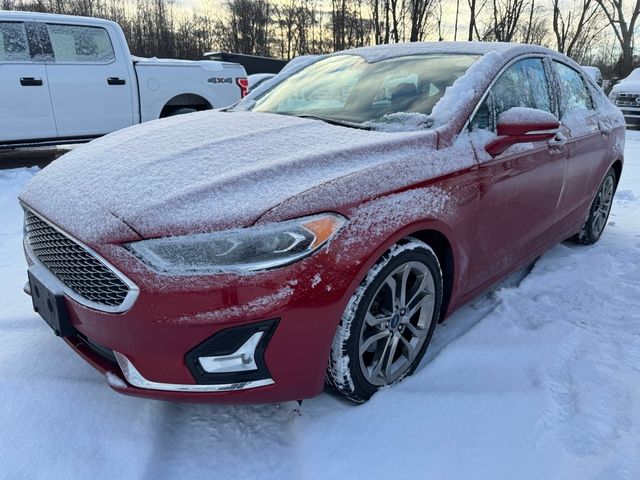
[247, 54, 480, 126]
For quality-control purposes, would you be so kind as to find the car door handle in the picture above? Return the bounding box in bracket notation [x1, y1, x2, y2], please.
[548, 136, 566, 151]
[20, 77, 43, 86]
[107, 77, 126, 86]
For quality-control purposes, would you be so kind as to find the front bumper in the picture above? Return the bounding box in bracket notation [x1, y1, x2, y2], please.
[24, 218, 358, 403]
[616, 105, 640, 127]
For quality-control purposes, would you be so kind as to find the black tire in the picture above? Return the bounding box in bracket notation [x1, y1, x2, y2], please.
[167, 107, 198, 117]
[326, 238, 443, 403]
[573, 167, 617, 245]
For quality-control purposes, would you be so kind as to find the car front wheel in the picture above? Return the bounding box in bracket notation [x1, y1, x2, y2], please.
[326, 238, 443, 403]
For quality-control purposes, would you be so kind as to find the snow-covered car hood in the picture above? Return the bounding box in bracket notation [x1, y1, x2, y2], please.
[611, 79, 640, 95]
[19, 111, 436, 243]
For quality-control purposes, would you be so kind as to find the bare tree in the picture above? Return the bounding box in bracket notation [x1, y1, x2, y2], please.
[516, 0, 549, 44]
[467, 0, 489, 40]
[331, 0, 370, 50]
[408, 0, 435, 41]
[434, 0, 445, 40]
[594, 0, 640, 75]
[553, 0, 605, 61]
[221, 0, 272, 57]
[486, 0, 530, 42]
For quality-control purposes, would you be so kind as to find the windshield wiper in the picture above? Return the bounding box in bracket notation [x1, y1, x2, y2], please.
[293, 114, 371, 130]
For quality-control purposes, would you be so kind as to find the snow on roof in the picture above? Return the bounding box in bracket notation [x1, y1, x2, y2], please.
[332, 41, 554, 63]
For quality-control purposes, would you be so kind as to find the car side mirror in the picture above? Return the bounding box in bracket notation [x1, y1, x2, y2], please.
[485, 107, 560, 156]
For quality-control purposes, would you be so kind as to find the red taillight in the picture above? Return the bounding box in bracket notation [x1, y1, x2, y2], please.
[236, 77, 249, 98]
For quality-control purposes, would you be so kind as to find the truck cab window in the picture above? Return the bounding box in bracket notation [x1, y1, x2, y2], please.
[46, 24, 115, 63]
[0, 22, 30, 62]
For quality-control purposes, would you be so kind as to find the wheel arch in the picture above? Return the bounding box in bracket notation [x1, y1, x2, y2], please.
[345, 221, 459, 323]
[160, 93, 213, 118]
[611, 158, 623, 188]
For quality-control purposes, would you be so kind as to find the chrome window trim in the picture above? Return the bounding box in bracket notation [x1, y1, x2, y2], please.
[523, 128, 560, 136]
[22, 205, 139, 313]
[113, 352, 275, 392]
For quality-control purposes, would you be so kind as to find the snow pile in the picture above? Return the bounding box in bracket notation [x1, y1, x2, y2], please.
[363, 112, 432, 132]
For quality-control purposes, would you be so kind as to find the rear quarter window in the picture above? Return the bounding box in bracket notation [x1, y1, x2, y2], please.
[553, 61, 594, 116]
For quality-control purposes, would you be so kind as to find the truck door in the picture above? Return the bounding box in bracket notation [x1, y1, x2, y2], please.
[42, 22, 134, 138]
[0, 21, 57, 143]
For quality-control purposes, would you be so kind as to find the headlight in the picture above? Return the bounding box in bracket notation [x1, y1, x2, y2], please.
[127, 213, 346, 274]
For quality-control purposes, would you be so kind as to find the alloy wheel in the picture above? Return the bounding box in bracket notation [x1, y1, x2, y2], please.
[592, 174, 614, 238]
[357, 261, 436, 386]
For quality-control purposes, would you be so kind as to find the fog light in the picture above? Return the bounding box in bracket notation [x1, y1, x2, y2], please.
[185, 319, 277, 385]
[198, 331, 263, 373]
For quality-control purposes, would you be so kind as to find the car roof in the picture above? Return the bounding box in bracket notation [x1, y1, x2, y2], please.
[331, 41, 556, 63]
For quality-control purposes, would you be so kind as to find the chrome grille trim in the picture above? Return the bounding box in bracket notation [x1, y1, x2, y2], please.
[614, 92, 640, 107]
[23, 208, 139, 313]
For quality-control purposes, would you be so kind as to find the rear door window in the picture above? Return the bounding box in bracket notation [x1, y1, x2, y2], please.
[553, 61, 594, 116]
[471, 58, 552, 131]
[46, 24, 115, 63]
[0, 22, 30, 62]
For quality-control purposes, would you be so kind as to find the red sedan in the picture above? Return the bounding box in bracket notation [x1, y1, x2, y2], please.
[20, 42, 624, 403]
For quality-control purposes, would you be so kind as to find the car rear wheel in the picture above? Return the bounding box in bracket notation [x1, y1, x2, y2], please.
[326, 238, 443, 403]
[573, 167, 616, 245]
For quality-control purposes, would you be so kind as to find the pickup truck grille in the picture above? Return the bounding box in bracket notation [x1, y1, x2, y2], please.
[614, 92, 640, 107]
[24, 210, 131, 309]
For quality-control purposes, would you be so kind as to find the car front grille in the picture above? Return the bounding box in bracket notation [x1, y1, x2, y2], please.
[615, 92, 640, 106]
[24, 210, 132, 309]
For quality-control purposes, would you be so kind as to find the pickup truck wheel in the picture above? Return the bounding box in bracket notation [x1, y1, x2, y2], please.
[165, 107, 197, 117]
[326, 239, 443, 403]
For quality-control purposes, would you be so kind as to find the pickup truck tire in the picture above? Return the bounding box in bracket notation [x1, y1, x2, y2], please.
[164, 107, 198, 117]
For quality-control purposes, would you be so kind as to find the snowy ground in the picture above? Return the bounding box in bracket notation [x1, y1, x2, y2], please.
[1, 134, 639, 480]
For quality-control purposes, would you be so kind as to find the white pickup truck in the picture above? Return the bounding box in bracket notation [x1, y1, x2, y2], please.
[609, 68, 640, 128]
[0, 11, 248, 146]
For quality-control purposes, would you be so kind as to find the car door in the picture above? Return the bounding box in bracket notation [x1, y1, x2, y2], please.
[551, 61, 609, 230]
[0, 21, 57, 143]
[43, 22, 134, 138]
[467, 57, 566, 288]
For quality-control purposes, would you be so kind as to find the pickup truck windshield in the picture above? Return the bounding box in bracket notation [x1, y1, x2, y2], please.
[249, 54, 479, 125]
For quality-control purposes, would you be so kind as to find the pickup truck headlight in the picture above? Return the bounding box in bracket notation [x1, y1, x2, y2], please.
[127, 213, 346, 274]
